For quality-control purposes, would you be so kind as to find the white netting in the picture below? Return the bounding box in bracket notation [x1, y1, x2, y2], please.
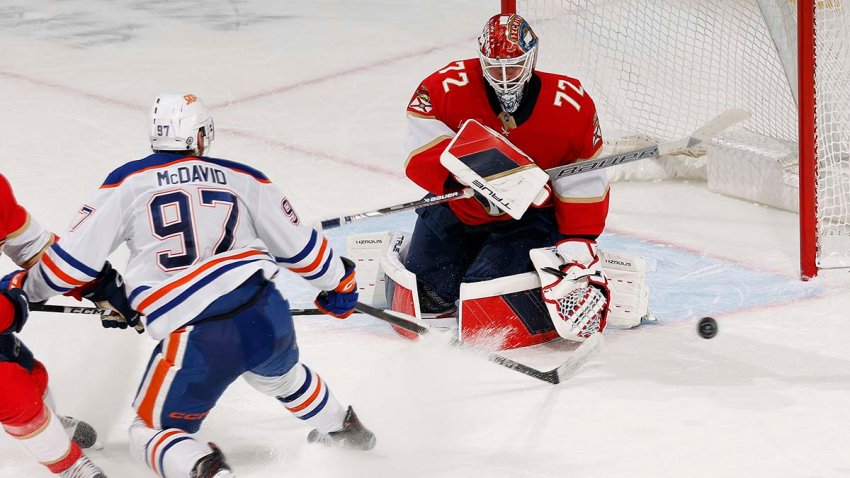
[519, 0, 850, 270]
[813, 1, 850, 267]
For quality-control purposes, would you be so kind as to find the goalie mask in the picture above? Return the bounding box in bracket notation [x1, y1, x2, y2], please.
[150, 93, 215, 156]
[478, 14, 539, 114]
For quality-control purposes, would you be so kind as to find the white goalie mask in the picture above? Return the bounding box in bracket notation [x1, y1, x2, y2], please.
[478, 14, 539, 114]
[150, 93, 215, 156]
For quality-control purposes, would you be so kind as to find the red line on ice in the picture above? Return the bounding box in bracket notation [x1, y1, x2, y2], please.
[0, 70, 400, 178]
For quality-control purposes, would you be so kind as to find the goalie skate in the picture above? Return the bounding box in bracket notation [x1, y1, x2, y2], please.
[307, 406, 376, 451]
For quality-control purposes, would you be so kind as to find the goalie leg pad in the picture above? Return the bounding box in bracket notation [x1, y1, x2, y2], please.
[346, 232, 395, 308]
[458, 272, 559, 350]
[600, 251, 650, 329]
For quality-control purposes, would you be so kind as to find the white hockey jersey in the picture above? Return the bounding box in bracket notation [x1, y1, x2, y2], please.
[24, 153, 345, 340]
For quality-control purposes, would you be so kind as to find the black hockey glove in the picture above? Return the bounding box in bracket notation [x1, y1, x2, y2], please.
[81, 262, 143, 332]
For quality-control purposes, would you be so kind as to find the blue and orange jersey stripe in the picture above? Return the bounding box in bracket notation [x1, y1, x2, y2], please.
[136, 249, 270, 317]
[275, 229, 335, 282]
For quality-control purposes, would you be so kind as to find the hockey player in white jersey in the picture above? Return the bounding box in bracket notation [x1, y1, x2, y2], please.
[21, 93, 376, 477]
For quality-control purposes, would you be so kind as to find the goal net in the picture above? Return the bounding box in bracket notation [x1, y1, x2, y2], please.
[516, 0, 850, 277]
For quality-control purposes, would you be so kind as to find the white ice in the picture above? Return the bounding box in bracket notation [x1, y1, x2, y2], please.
[2, 1, 850, 477]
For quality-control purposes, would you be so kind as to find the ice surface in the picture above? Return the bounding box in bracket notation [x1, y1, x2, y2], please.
[2, 1, 850, 477]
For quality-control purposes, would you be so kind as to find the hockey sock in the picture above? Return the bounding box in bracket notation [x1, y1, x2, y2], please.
[129, 416, 210, 478]
[244, 363, 348, 434]
[3, 404, 82, 473]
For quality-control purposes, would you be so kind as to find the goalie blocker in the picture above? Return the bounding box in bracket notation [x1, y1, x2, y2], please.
[346, 231, 650, 350]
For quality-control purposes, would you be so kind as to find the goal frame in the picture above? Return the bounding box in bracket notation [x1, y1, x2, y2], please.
[503, 0, 822, 279]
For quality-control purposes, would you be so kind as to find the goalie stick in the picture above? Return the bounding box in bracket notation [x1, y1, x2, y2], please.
[354, 302, 603, 384]
[320, 108, 750, 230]
[30, 303, 146, 333]
[321, 189, 475, 229]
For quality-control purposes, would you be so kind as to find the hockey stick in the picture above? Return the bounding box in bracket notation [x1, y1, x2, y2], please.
[30, 303, 146, 334]
[545, 108, 750, 180]
[290, 307, 325, 316]
[33, 303, 327, 325]
[320, 189, 475, 229]
[354, 302, 603, 384]
[320, 109, 750, 230]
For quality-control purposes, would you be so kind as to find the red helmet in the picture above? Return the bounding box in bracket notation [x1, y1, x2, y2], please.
[478, 14, 539, 113]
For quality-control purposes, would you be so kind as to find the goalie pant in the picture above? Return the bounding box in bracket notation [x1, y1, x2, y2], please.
[405, 201, 564, 312]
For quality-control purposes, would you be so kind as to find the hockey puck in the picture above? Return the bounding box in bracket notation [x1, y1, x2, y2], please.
[697, 317, 718, 339]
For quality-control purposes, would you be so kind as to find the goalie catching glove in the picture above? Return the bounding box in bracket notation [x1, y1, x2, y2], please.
[315, 256, 359, 319]
[530, 239, 610, 341]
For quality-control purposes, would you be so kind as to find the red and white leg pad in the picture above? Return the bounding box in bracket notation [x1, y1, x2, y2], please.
[346, 231, 425, 340]
[346, 232, 396, 309]
[599, 250, 650, 329]
[458, 272, 559, 350]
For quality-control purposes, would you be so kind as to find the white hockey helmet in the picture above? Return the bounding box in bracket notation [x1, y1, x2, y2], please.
[150, 93, 215, 156]
[478, 14, 539, 114]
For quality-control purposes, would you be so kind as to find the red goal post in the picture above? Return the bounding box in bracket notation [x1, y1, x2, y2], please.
[511, 0, 848, 279]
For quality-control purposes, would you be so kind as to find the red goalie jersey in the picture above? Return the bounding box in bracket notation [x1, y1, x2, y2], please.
[405, 59, 608, 237]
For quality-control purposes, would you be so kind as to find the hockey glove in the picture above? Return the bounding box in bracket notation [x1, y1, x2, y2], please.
[74, 262, 142, 332]
[0, 282, 30, 335]
[0, 270, 27, 291]
[530, 239, 610, 341]
[315, 256, 358, 319]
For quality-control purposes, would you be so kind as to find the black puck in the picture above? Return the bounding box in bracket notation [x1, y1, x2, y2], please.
[698, 317, 718, 339]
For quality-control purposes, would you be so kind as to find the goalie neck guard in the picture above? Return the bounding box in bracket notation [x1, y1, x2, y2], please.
[478, 14, 539, 114]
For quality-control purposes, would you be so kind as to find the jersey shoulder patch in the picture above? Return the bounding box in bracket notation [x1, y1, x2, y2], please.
[407, 83, 434, 117]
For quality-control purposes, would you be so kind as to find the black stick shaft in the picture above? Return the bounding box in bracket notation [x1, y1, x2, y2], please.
[30, 303, 146, 333]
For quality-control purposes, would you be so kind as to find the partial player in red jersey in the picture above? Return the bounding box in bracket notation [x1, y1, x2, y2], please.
[402, 13, 610, 340]
[0, 173, 107, 477]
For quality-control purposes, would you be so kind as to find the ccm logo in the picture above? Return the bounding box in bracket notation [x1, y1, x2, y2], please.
[168, 411, 210, 421]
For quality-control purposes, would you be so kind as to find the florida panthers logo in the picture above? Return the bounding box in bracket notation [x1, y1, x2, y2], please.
[407, 84, 433, 115]
[508, 16, 538, 52]
[591, 113, 602, 149]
